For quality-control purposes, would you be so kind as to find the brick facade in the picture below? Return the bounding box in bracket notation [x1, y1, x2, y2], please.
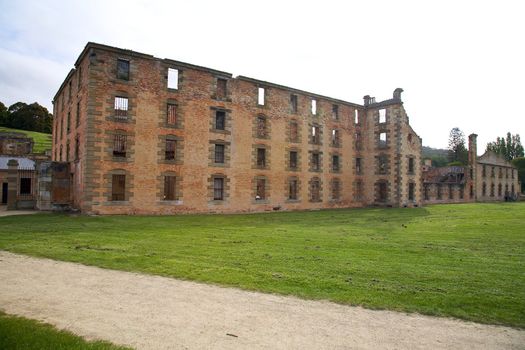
[52, 42, 424, 214]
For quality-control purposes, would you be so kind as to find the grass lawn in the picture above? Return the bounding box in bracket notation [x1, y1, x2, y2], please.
[0, 203, 524, 328]
[0, 311, 131, 350]
[0, 126, 52, 153]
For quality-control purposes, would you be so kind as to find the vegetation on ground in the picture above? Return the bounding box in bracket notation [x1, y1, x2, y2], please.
[0, 126, 52, 153]
[0, 203, 524, 328]
[0, 101, 53, 134]
[0, 311, 131, 350]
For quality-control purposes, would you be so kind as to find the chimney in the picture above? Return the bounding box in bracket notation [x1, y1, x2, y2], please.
[393, 88, 403, 101]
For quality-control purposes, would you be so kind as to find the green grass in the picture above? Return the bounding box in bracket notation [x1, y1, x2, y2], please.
[0, 311, 131, 350]
[0, 203, 524, 328]
[0, 126, 52, 153]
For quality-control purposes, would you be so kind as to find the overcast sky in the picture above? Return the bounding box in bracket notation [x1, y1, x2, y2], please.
[1, 0, 523, 152]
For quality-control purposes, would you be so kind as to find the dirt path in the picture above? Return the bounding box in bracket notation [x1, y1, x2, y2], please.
[0, 251, 523, 350]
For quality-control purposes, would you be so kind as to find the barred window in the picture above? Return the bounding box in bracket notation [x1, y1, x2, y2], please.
[378, 155, 387, 174]
[290, 94, 298, 113]
[312, 152, 320, 171]
[217, 78, 227, 99]
[332, 155, 340, 172]
[356, 158, 362, 174]
[289, 179, 298, 200]
[20, 178, 32, 195]
[114, 97, 129, 119]
[289, 151, 298, 169]
[311, 179, 320, 201]
[409, 183, 415, 201]
[213, 178, 224, 200]
[289, 121, 299, 142]
[332, 179, 341, 200]
[214, 144, 225, 163]
[167, 104, 177, 125]
[215, 111, 226, 130]
[355, 180, 363, 200]
[256, 179, 266, 200]
[113, 134, 127, 157]
[164, 176, 176, 200]
[117, 59, 130, 80]
[257, 148, 266, 167]
[257, 116, 267, 138]
[165, 139, 176, 160]
[111, 174, 126, 201]
[408, 157, 415, 174]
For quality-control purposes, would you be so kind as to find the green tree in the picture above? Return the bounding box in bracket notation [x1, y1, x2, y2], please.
[512, 157, 525, 193]
[5, 102, 53, 133]
[486, 133, 524, 161]
[0, 101, 7, 126]
[447, 127, 468, 165]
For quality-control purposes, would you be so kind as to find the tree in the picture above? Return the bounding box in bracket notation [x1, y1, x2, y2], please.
[3, 102, 53, 133]
[511, 157, 525, 193]
[447, 127, 468, 165]
[0, 101, 7, 126]
[486, 133, 524, 161]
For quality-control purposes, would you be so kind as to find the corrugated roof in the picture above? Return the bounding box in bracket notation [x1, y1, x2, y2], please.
[0, 156, 35, 170]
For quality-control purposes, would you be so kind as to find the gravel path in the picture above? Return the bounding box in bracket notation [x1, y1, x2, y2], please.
[0, 251, 523, 350]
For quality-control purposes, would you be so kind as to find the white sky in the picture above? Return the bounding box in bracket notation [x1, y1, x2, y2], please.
[0, 0, 524, 152]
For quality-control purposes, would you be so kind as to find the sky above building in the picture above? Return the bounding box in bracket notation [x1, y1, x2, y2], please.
[0, 0, 523, 152]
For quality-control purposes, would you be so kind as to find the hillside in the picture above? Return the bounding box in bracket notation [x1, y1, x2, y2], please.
[422, 146, 449, 167]
[0, 127, 52, 153]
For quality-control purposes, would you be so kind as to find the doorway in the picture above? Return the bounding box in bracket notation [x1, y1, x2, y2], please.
[1, 183, 7, 204]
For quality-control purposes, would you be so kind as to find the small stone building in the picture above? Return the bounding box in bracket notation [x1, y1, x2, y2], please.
[0, 132, 34, 156]
[422, 134, 520, 204]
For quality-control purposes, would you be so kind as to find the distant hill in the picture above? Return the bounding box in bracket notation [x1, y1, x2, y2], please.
[0, 126, 52, 153]
[422, 146, 448, 167]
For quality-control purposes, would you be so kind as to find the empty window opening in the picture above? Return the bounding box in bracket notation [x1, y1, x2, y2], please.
[354, 109, 359, 124]
[114, 97, 129, 119]
[312, 125, 320, 144]
[75, 137, 80, 161]
[289, 151, 298, 169]
[168, 68, 179, 89]
[491, 167, 495, 177]
[164, 176, 177, 200]
[167, 104, 177, 125]
[215, 110, 226, 130]
[379, 109, 386, 123]
[216, 78, 227, 99]
[290, 94, 298, 113]
[331, 129, 340, 146]
[256, 179, 266, 200]
[355, 131, 362, 150]
[214, 144, 225, 163]
[257, 148, 266, 167]
[311, 99, 317, 115]
[288, 179, 298, 200]
[332, 105, 339, 120]
[111, 174, 126, 201]
[213, 178, 224, 200]
[482, 182, 487, 196]
[355, 180, 363, 200]
[258, 87, 265, 105]
[117, 59, 130, 80]
[20, 178, 32, 195]
[482, 165, 486, 177]
[165, 139, 176, 160]
[67, 112, 71, 133]
[332, 155, 340, 171]
[498, 183, 502, 196]
[490, 183, 495, 197]
[470, 185, 474, 198]
[356, 158, 362, 174]
[379, 132, 387, 146]
[378, 155, 388, 174]
[113, 134, 127, 158]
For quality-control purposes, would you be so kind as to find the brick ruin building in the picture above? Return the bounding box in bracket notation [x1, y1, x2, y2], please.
[51, 42, 423, 214]
[422, 134, 520, 203]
